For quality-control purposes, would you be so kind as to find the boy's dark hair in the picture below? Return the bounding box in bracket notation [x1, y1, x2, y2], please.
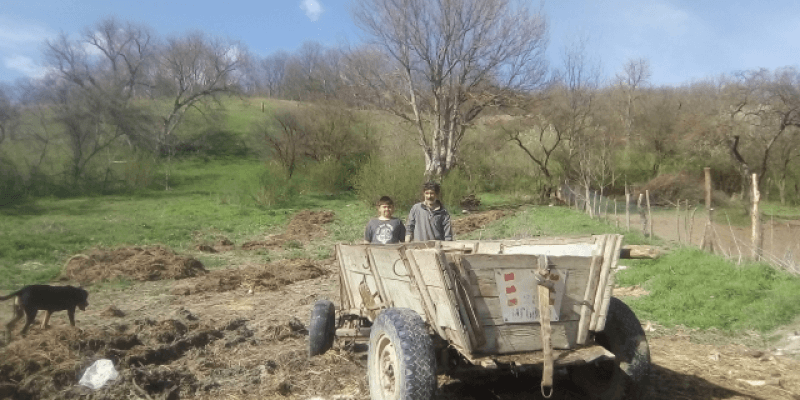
[422, 181, 441, 194]
[377, 196, 394, 206]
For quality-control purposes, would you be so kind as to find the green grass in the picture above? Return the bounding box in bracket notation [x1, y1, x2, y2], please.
[3, 156, 800, 338]
[460, 205, 654, 246]
[617, 247, 800, 332]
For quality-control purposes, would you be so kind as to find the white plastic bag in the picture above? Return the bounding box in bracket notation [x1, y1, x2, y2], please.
[79, 359, 119, 389]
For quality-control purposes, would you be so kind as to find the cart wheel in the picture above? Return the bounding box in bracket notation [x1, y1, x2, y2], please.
[308, 300, 336, 357]
[571, 297, 651, 400]
[368, 308, 436, 400]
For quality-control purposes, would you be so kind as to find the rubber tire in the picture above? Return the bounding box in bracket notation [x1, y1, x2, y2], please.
[368, 308, 436, 400]
[308, 300, 336, 357]
[571, 297, 651, 400]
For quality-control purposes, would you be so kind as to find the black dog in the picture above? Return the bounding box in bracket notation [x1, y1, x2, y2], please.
[1, 285, 89, 340]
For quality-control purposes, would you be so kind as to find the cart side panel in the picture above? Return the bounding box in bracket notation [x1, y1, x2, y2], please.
[337, 245, 380, 312]
[367, 247, 426, 317]
[407, 249, 472, 353]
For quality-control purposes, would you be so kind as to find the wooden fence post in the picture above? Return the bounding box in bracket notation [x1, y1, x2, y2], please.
[700, 167, 716, 253]
[752, 173, 762, 261]
[638, 193, 647, 237]
[676, 200, 682, 244]
[625, 185, 631, 231]
[646, 190, 653, 238]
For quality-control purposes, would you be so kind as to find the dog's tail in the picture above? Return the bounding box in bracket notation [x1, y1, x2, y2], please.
[0, 290, 22, 301]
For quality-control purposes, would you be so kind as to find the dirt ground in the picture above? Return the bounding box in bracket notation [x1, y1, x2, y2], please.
[2, 209, 800, 399]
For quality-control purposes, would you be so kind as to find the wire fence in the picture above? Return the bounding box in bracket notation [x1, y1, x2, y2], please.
[558, 182, 800, 275]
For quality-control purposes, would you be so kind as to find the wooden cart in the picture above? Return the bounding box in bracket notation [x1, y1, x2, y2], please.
[308, 235, 650, 400]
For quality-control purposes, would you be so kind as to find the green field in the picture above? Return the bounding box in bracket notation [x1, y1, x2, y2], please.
[3, 156, 800, 337]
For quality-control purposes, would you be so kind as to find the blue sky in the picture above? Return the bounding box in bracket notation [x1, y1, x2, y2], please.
[1, 0, 798, 87]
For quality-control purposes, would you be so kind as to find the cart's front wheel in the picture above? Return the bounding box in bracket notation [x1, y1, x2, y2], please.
[308, 300, 336, 356]
[368, 308, 436, 400]
[571, 297, 651, 400]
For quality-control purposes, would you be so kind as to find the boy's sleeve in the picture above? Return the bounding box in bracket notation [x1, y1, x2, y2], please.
[443, 212, 453, 241]
[364, 220, 373, 242]
[398, 220, 406, 242]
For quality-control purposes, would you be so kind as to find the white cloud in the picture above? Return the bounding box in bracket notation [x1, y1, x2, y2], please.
[4, 54, 46, 78]
[300, 0, 324, 22]
[0, 15, 53, 49]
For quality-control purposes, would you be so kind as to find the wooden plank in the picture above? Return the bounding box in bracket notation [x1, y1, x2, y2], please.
[338, 245, 371, 273]
[335, 245, 354, 312]
[595, 234, 625, 331]
[590, 235, 619, 331]
[366, 248, 390, 308]
[403, 250, 446, 338]
[476, 322, 580, 354]
[476, 242, 503, 254]
[500, 236, 596, 247]
[462, 254, 593, 271]
[467, 267, 589, 298]
[489, 345, 615, 366]
[344, 269, 380, 312]
[576, 235, 607, 345]
[502, 243, 595, 257]
[428, 286, 460, 330]
[407, 249, 448, 288]
[368, 247, 411, 282]
[381, 278, 426, 317]
[473, 296, 582, 326]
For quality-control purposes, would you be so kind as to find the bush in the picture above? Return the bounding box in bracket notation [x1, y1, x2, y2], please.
[254, 161, 300, 207]
[304, 153, 370, 193]
[0, 156, 26, 206]
[352, 156, 425, 210]
[119, 152, 157, 190]
[440, 168, 473, 212]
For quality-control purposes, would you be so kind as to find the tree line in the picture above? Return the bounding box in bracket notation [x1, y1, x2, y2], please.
[1, 0, 800, 207]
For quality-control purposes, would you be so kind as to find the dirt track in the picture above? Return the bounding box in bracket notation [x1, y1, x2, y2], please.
[1, 209, 800, 399]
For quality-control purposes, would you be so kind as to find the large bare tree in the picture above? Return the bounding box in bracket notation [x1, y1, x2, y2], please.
[350, 0, 548, 179]
[42, 18, 156, 185]
[153, 31, 246, 188]
[616, 58, 651, 146]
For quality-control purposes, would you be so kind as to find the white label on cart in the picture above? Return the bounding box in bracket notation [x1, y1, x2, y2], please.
[495, 269, 568, 324]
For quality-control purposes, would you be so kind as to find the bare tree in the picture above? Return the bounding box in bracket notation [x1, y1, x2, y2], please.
[616, 58, 651, 146]
[42, 18, 156, 186]
[726, 68, 800, 200]
[153, 31, 245, 188]
[0, 83, 19, 145]
[350, 0, 548, 179]
[257, 111, 307, 179]
[261, 50, 290, 97]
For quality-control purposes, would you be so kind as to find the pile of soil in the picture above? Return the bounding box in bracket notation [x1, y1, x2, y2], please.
[195, 238, 235, 253]
[242, 210, 335, 251]
[452, 210, 510, 235]
[171, 259, 329, 295]
[63, 246, 207, 283]
[0, 313, 324, 399]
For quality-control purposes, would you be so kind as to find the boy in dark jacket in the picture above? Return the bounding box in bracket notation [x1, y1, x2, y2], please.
[405, 181, 453, 242]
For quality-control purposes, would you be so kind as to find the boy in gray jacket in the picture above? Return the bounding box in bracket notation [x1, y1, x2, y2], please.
[405, 181, 453, 242]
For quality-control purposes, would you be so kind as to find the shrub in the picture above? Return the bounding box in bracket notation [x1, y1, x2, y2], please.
[254, 161, 300, 207]
[352, 156, 424, 210]
[440, 168, 473, 212]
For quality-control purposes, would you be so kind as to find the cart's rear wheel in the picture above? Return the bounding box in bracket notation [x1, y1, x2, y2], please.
[571, 297, 650, 400]
[308, 300, 336, 356]
[368, 308, 436, 400]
